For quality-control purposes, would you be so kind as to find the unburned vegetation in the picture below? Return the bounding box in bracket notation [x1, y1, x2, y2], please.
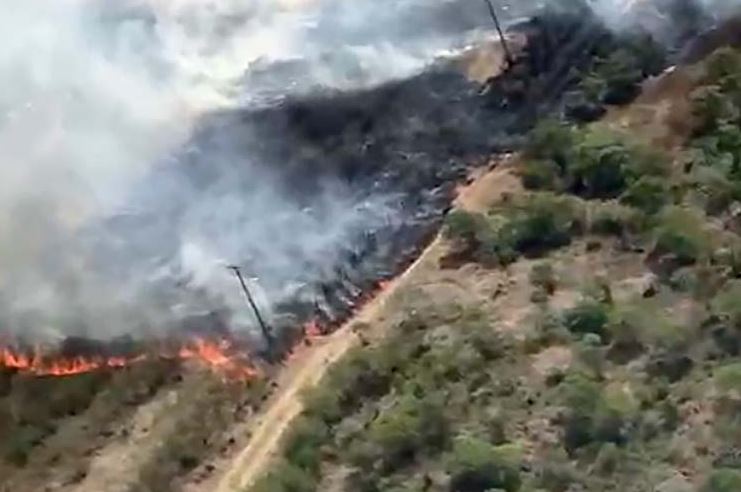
[250, 46, 741, 492]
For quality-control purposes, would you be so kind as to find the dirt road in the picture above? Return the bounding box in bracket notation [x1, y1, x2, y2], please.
[211, 161, 518, 492]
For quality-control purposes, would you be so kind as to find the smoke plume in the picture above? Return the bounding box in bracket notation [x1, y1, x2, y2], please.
[0, 0, 542, 344]
[1, 0, 737, 346]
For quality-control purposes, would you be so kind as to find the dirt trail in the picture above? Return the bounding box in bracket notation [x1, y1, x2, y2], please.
[212, 161, 518, 492]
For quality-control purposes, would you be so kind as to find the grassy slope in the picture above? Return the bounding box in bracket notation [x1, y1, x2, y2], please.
[248, 48, 741, 492]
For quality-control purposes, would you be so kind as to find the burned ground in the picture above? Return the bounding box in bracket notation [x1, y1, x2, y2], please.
[5, 3, 740, 492]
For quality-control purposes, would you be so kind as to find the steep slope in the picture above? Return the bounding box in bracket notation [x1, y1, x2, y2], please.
[244, 45, 741, 492]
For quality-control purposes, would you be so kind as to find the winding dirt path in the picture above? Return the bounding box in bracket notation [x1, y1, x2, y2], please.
[211, 160, 519, 492]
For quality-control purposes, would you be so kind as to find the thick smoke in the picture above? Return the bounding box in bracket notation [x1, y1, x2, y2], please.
[1, 0, 737, 345]
[0, 0, 541, 343]
[589, 0, 741, 41]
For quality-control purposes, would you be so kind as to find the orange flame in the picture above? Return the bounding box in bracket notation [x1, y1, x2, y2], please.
[0, 337, 258, 380]
[303, 319, 323, 338]
[377, 279, 391, 291]
[177, 338, 259, 380]
[0, 347, 139, 377]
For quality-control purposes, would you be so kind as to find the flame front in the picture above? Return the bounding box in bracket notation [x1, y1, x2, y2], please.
[0, 347, 136, 377]
[0, 337, 258, 380]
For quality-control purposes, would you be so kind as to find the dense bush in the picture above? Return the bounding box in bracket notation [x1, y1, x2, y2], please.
[563, 299, 610, 340]
[652, 207, 712, 266]
[366, 395, 449, 471]
[444, 194, 585, 266]
[3, 425, 50, 467]
[524, 119, 576, 169]
[444, 210, 489, 244]
[446, 436, 522, 492]
[619, 177, 669, 214]
[715, 363, 741, 399]
[522, 122, 668, 200]
[691, 85, 740, 135]
[686, 165, 740, 215]
[283, 417, 330, 473]
[588, 202, 648, 237]
[496, 193, 584, 258]
[558, 372, 639, 454]
[711, 281, 741, 328]
[251, 461, 318, 492]
[609, 301, 689, 354]
[530, 261, 558, 299]
[701, 468, 741, 492]
[569, 128, 667, 199]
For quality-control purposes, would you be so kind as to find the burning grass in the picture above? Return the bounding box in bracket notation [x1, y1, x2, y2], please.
[0, 336, 260, 381]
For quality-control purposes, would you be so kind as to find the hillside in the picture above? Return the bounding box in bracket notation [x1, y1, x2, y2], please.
[244, 46, 741, 492]
[3, 5, 741, 492]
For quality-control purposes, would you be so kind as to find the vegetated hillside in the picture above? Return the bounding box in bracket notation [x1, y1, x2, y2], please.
[249, 46, 741, 492]
[0, 361, 270, 492]
[0, 7, 674, 492]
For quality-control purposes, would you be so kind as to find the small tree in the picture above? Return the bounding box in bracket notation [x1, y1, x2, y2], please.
[446, 436, 522, 492]
[620, 177, 668, 214]
[563, 300, 610, 339]
[691, 85, 740, 135]
[652, 207, 711, 266]
[715, 363, 741, 400]
[701, 468, 741, 492]
[251, 461, 318, 492]
[525, 119, 575, 169]
[530, 262, 558, 296]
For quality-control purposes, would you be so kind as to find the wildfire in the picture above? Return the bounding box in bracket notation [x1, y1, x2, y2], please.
[0, 337, 259, 380]
[177, 338, 259, 380]
[0, 273, 401, 380]
[303, 319, 323, 338]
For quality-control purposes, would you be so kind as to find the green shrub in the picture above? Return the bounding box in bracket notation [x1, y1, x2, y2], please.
[570, 142, 630, 198]
[2, 424, 50, 467]
[446, 436, 522, 492]
[558, 372, 639, 453]
[525, 119, 575, 168]
[715, 363, 741, 398]
[537, 459, 580, 492]
[609, 301, 690, 353]
[691, 85, 740, 135]
[567, 128, 667, 199]
[686, 165, 739, 215]
[520, 159, 563, 191]
[318, 346, 396, 418]
[496, 194, 583, 257]
[653, 207, 712, 265]
[251, 460, 318, 492]
[530, 262, 557, 296]
[619, 177, 668, 214]
[444, 210, 489, 243]
[607, 299, 695, 380]
[592, 442, 623, 475]
[711, 280, 741, 327]
[302, 385, 343, 424]
[588, 202, 648, 237]
[701, 468, 741, 492]
[366, 395, 449, 470]
[563, 300, 610, 339]
[283, 417, 330, 472]
[705, 47, 741, 85]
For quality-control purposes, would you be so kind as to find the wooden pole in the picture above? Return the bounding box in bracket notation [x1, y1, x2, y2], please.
[484, 0, 514, 66]
[227, 265, 274, 351]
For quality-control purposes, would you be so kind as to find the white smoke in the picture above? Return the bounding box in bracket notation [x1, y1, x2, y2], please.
[8, 0, 733, 343]
[588, 0, 741, 35]
[0, 0, 541, 342]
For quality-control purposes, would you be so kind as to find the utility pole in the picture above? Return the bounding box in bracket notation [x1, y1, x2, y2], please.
[484, 0, 514, 67]
[227, 265, 274, 352]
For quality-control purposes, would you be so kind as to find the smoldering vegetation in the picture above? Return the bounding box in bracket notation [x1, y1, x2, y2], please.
[89, 0, 706, 357]
[1, 0, 739, 359]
